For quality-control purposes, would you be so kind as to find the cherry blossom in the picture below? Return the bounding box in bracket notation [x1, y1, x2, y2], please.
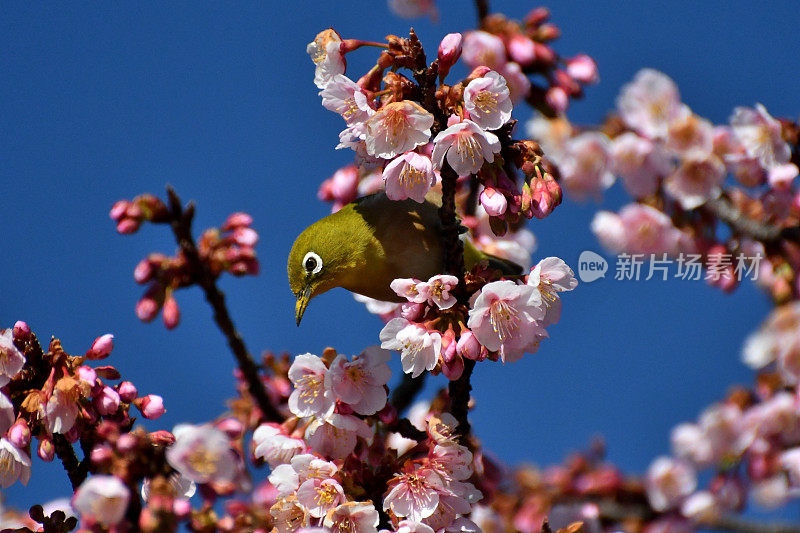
[326, 347, 391, 415]
[323, 501, 380, 533]
[253, 423, 307, 467]
[165, 424, 238, 484]
[557, 132, 615, 200]
[308, 29, 345, 89]
[617, 68, 687, 140]
[0, 329, 24, 387]
[461, 31, 507, 70]
[666, 113, 714, 157]
[321, 75, 375, 126]
[390, 278, 428, 304]
[380, 318, 441, 377]
[0, 393, 14, 436]
[528, 257, 578, 327]
[296, 477, 345, 517]
[0, 438, 31, 488]
[467, 280, 546, 363]
[305, 413, 373, 459]
[663, 155, 726, 209]
[591, 203, 689, 256]
[418, 274, 459, 310]
[463, 71, 513, 130]
[729, 103, 791, 169]
[383, 151, 436, 202]
[431, 119, 501, 177]
[384, 468, 444, 521]
[364, 101, 434, 159]
[288, 353, 335, 418]
[646, 457, 697, 511]
[610, 132, 672, 198]
[72, 475, 130, 527]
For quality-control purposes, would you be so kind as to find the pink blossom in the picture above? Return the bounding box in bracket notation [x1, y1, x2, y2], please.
[456, 330, 482, 361]
[324, 501, 380, 533]
[526, 115, 572, 161]
[141, 472, 195, 501]
[479, 187, 507, 217]
[384, 468, 444, 521]
[86, 333, 114, 360]
[253, 423, 307, 467]
[395, 522, 435, 533]
[467, 280, 546, 363]
[305, 413, 373, 459]
[388, 0, 437, 19]
[418, 274, 459, 310]
[565, 54, 599, 84]
[0, 329, 25, 387]
[94, 386, 120, 416]
[326, 347, 391, 415]
[663, 155, 725, 210]
[431, 119, 501, 177]
[383, 152, 436, 202]
[297, 477, 345, 517]
[507, 34, 536, 67]
[380, 319, 441, 378]
[666, 113, 714, 157]
[390, 278, 428, 304]
[72, 475, 130, 527]
[500, 62, 531, 103]
[558, 132, 615, 200]
[680, 491, 719, 522]
[118, 381, 137, 402]
[288, 353, 334, 418]
[461, 31, 506, 70]
[431, 443, 474, 481]
[321, 75, 375, 125]
[308, 29, 345, 89]
[617, 69, 687, 139]
[768, 163, 799, 189]
[729, 103, 791, 169]
[610, 132, 672, 198]
[464, 71, 513, 130]
[671, 423, 714, 465]
[0, 438, 31, 488]
[437, 33, 462, 80]
[45, 387, 80, 435]
[779, 447, 800, 486]
[646, 457, 697, 511]
[165, 424, 238, 484]
[138, 394, 166, 419]
[751, 474, 790, 509]
[365, 101, 434, 159]
[0, 393, 15, 436]
[528, 257, 578, 327]
[591, 203, 687, 256]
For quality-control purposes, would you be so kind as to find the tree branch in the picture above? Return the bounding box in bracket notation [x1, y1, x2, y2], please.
[448, 359, 475, 440]
[165, 187, 282, 423]
[390, 373, 426, 415]
[52, 434, 86, 490]
[475, 0, 489, 27]
[705, 195, 800, 244]
[705, 514, 800, 533]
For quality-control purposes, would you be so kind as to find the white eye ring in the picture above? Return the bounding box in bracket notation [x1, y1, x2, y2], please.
[302, 251, 323, 275]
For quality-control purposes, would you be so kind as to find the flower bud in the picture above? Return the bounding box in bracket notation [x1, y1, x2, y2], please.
[136, 296, 161, 322]
[456, 330, 482, 361]
[221, 212, 253, 231]
[134, 259, 154, 284]
[109, 201, 130, 221]
[173, 499, 192, 518]
[95, 386, 121, 416]
[480, 187, 508, 217]
[7, 419, 31, 448]
[378, 404, 397, 425]
[38, 437, 55, 462]
[400, 302, 425, 321]
[116, 218, 141, 234]
[162, 295, 180, 330]
[545, 86, 569, 115]
[136, 395, 166, 419]
[442, 354, 464, 380]
[532, 42, 556, 65]
[91, 444, 114, 465]
[537, 23, 561, 41]
[554, 69, 581, 96]
[148, 430, 176, 446]
[116, 433, 138, 453]
[566, 54, 599, 84]
[216, 418, 244, 439]
[117, 381, 138, 403]
[232, 227, 259, 247]
[442, 337, 457, 364]
[507, 34, 536, 67]
[77, 365, 98, 386]
[524, 6, 550, 26]
[12, 321, 30, 341]
[87, 334, 114, 360]
[437, 33, 462, 80]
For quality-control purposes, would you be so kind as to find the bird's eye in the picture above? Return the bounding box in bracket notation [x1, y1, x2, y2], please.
[302, 251, 323, 275]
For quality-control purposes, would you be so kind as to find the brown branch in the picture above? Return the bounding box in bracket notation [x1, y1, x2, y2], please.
[387, 417, 428, 442]
[52, 434, 86, 490]
[165, 187, 282, 423]
[390, 372, 427, 414]
[448, 359, 475, 440]
[705, 195, 800, 244]
[475, 0, 490, 27]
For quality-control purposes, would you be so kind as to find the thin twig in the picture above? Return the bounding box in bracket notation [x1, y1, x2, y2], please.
[705, 196, 800, 244]
[52, 434, 85, 490]
[448, 359, 475, 439]
[475, 0, 489, 27]
[165, 187, 282, 423]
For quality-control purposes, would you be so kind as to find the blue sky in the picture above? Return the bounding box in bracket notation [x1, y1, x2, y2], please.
[2, 0, 799, 512]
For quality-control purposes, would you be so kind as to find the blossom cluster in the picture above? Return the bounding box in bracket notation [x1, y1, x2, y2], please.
[529, 68, 800, 298]
[114, 203, 260, 329]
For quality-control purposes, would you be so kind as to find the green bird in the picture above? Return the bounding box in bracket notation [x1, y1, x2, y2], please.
[288, 192, 521, 325]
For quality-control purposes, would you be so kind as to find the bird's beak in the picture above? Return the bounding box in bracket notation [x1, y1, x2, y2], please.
[295, 286, 312, 326]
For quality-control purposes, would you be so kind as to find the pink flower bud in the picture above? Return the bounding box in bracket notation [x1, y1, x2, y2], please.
[77, 365, 98, 386]
[400, 302, 425, 321]
[545, 86, 569, 114]
[116, 433, 137, 453]
[508, 34, 536, 67]
[537, 23, 561, 41]
[525, 6, 550, 26]
[65, 425, 80, 443]
[162, 295, 180, 330]
[12, 321, 30, 340]
[38, 437, 55, 462]
[95, 386, 121, 416]
[566, 54, 599, 84]
[437, 33, 462, 79]
[7, 419, 31, 448]
[480, 187, 508, 216]
[378, 404, 397, 425]
[442, 337, 457, 364]
[109, 200, 130, 221]
[91, 444, 114, 465]
[232, 227, 259, 247]
[442, 354, 464, 380]
[118, 381, 138, 403]
[554, 69, 581, 96]
[173, 499, 192, 518]
[456, 330, 482, 361]
[134, 259, 154, 284]
[222, 212, 253, 231]
[216, 418, 244, 439]
[116, 218, 141, 234]
[532, 42, 556, 65]
[87, 334, 114, 360]
[137, 395, 165, 419]
[148, 430, 176, 446]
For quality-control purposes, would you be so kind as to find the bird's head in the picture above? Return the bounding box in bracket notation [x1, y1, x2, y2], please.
[288, 220, 356, 326]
